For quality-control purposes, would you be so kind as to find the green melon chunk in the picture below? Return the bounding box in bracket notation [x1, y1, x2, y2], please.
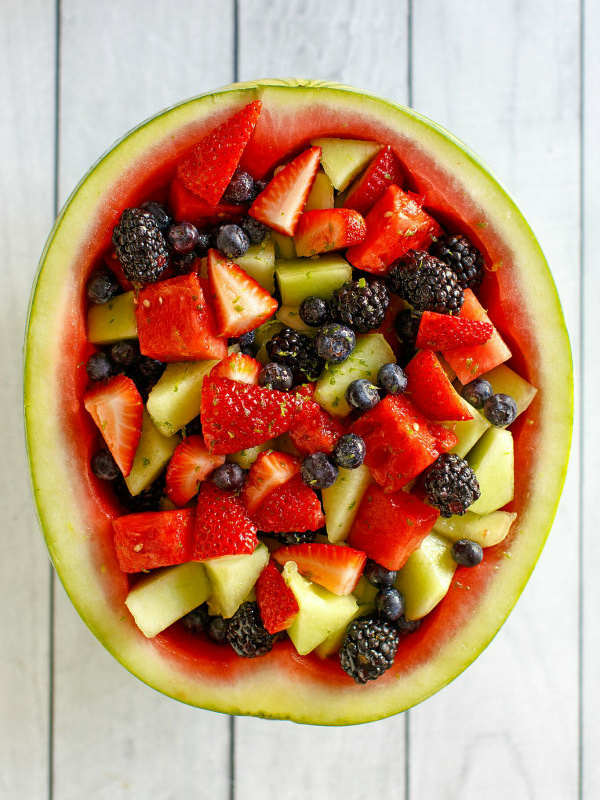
[203, 543, 269, 619]
[125, 562, 210, 638]
[395, 532, 457, 620]
[271, 231, 296, 259]
[226, 441, 273, 470]
[480, 364, 538, 416]
[314, 333, 395, 417]
[276, 305, 315, 334]
[443, 399, 490, 458]
[87, 291, 137, 344]
[253, 318, 285, 365]
[434, 509, 517, 548]
[304, 169, 334, 211]
[322, 464, 372, 543]
[125, 410, 180, 496]
[233, 240, 276, 293]
[467, 427, 514, 515]
[311, 138, 382, 191]
[275, 254, 352, 306]
[352, 576, 378, 607]
[147, 360, 218, 436]
[314, 602, 373, 659]
[283, 562, 358, 655]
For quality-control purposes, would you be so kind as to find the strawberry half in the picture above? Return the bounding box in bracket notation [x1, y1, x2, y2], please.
[294, 208, 366, 257]
[210, 352, 261, 384]
[169, 177, 247, 227]
[207, 249, 278, 337]
[193, 481, 258, 560]
[242, 450, 301, 514]
[176, 100, 262, 204]
[252, 473, 325, 533]
[112, 508, 195, 573]
[249, 146, 321, 236]
[416, 310, 493, 351]
[255, 560, 299, 634]
[404, 350, 472, 421]
[272, 543, 366, 596]
[84, 375, 143, 476]
[343, 145, 404, 216]
[165, 435, 226, 507]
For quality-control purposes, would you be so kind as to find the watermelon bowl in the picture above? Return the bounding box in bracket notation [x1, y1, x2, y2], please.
[24, 79, 572, 725]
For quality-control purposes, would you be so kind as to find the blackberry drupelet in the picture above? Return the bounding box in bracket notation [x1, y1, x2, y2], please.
[423, 453, 480, 518]
[86, 269, 119, 304]
[240, 214, 270, 244]
[181, 604, 210, 636]
[430, 234, 485, 291]
[329, 279, 389, 333]
[226, 602, 275, 658]
[339, 616, 400, 684]
[266, 327, 324, 382]
[112, 207, 169, 284]
[387, 250, 464, 315]
[270, 530, 318, 546]
[113, 474, 165, 513]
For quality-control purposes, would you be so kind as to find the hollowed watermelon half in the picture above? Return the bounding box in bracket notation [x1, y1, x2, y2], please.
[24, 79, 572, 725]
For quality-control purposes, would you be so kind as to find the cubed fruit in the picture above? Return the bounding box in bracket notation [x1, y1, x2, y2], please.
[416, 311, 493, 351]
[442, 401, 490, 459]
[210, 352, 261, 384]
[275, 254, 352, 306]
[404, 350, 472, 421]
[467, 427, 514, 514]
[125, 561, 211, 638]
[169, 177, 246, 227]
[112, 508, 195, 573]
[310, 138, 382, 191]
[474, 363, 537, 416]
[304, 169, 334, 211]
[124, 409, 180, 495]
[146, 359, 218, 436]
[232, 239, 276, 293]
[255, 560, 299, 634]
[314, 606, 368, 660]
[203, 542, 269, 619]
[434, 509, 517, 548]
[282, 561, 358, 655]
[322, 464, 372, 543]
[87, 291, 137, 345]
[270, 231, 296, 259]
[291, 390, 345, 455]
[273, 543, 366, 596]
[395, 532, 457, 620]
[343, 145, 404, 216]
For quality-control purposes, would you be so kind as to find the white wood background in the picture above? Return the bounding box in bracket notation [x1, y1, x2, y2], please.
[2, 0, 594, 797]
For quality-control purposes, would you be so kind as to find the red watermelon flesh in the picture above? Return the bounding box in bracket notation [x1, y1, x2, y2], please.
[169, 177, 247, 226]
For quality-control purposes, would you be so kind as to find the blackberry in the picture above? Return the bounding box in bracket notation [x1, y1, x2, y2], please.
[299, 296, 330, 328]
[483, 393, 518, 427]
[378, 363, 407, 395]
[172, 251, 198, 274]
[113, 474, 165, 513]
[112, 207, 169, 284]
[240, 214, 270, 244]
[181, 604, 210, 636]
[167, 222, 199, 254]
[86, 269, 119, 304]
[211, 463, 245, 492]
[86, 351, 113, 382]
[215, 223, 250, 259]
[430, 234, 485, 291]
[423, 453, 480, 518]
[339, 616, 399, 684]
[91, 449, 120, 481]
[140, 200, 172, 231]
[451, 539, 484, 567]
[110, 339, 140, 367]
[329, 279, 389, 333]
[270, 530, 317, 546]
[315, 323, 356, 364]
[301, 452, 338, 490]
[222, 168, 255, 205]
[226, 602, 274, 658]
[128, 356, 166, 401]
[266, 327, 324, 382]
[461, 378, 493, 409]
[387, 250, 463, 315]
[375, 588, 405, 622]
[363, 560, 397, 589]
[259, 362, 294, 391]
[345, 379, 380, 411]
[333, 434, 366, 469]
[207, 616, 230, 645]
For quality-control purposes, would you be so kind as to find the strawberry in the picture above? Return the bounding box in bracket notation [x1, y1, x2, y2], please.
[201, 376, 299, 455]
[84, 375, 143, 476]
[249, 146, 321, 236]
[346, 185, 443, 275]
[252, 473, 325, 533]
[165, 435, 226, 507]
[176, 100, 262, 204]
[255, 560, 299, 633]
[169, 177, 246, 227]
[349, 485, 439, 571]
[112, 508, 195, 572]
[294, 208, 366, 257]
[272, 543, 366, 596]
[416, 310, 493, 351]
[290, 389, 345, 455]
[207, 248, 278, 337]
[193, 481, 258, 560]
[210, 352, 261, 385]
[242, 450, 301, 514]
[404, 350, 472, 421]
[343, 145, 404, 216]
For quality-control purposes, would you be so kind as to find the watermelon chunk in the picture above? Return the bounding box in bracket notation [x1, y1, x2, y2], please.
[404, 350, 473, 421]
[112, 509, 195, 573]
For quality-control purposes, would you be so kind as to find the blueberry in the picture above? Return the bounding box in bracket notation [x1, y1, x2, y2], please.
[299, 296, 330, 328]
[91, 449, 120, 480]
[216, 223, 250, 259]
[363, 559, 397, 589]
[110, 339, 140, 367]
[237, 330, 257, 356]
[378, 363, 407, 395]
[396, 615, 421, 635]
[211, 462, 245, 492]
[259, 362, 294, 391]
[300, 452, 339, 490]
[207, 616, 230, 645]
[140, 200, 172, 231]
[251, 179, 268, 200]
[86, 269, 119, 304]
[181, 604, 210, 635]
[315, 323, 356, 364]
[222, 168, 256, 205]
[167, 221, 199, 254]
[195, 230, 212, 256]
[451, 539, 484, 567]
[345, 379, 380, 411]
[171, 251, 198, 274]
[333, 433, 366, 469]
[483, 392, 517, 427]
[86, 352, 113, 381]
[461, 378, 493, 409]
[376, 588, 405, 622]
[240, 214, 270, 244]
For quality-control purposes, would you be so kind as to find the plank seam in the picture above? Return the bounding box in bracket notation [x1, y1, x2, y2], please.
[578, 0, 585, 797]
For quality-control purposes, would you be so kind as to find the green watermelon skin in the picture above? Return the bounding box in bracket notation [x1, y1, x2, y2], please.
[24, 80, 572, 725]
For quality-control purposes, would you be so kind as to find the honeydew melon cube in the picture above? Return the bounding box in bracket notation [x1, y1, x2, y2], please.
[395, 532, 456, 620]
[275, 254, 352, 306]
[467, 427, 514, 515]
[314, 602, 372, 659]
[434, 509, 517, 548]
[226, 441, 273, 470]
[87, 291, 137, 344]
[147, 359, 218, 436]
[304, 169, 334, 211]
[254, 319, 285, 364]
[125, 561, 210, 638]
[203, 543, 269, 619]
[271, 231, 296, 259]
[276, 305, 315, 334]
[480, 364, 538, 416]
[442, 400, 490, 458]
[233, 240, 276, 293]
[322, 464, 372, 543]
[124, 410, 180, 496]
[311, 138, 382, 191]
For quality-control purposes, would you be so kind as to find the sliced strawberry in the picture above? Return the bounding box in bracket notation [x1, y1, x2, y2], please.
[210, 352, 261, 384]
[349, 485, 439, 571]
[346, 185, 443, 275]
[112, 508, 195, 572]
[290, 390, 345, 455]
[404, 350, 472, 421]
[169, 177, 246, 227]
[249, 146, 321, 236]
[165, 435, 226, 507]
[294, 208, 366, 257]
[84, 375, 143, 476]
[252, 473, 325, 533]
[416, 310, 493, 351]
[207, 248, 278, 338]
[255, 560, 299, 633]
[242, 450, 301, 513]
[193, 481, 258, 560]
[272, 543, 366, 596]
[176, 100, 262, 204]
[343, 145, 404, 216]
[201, 377, 299, 455]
